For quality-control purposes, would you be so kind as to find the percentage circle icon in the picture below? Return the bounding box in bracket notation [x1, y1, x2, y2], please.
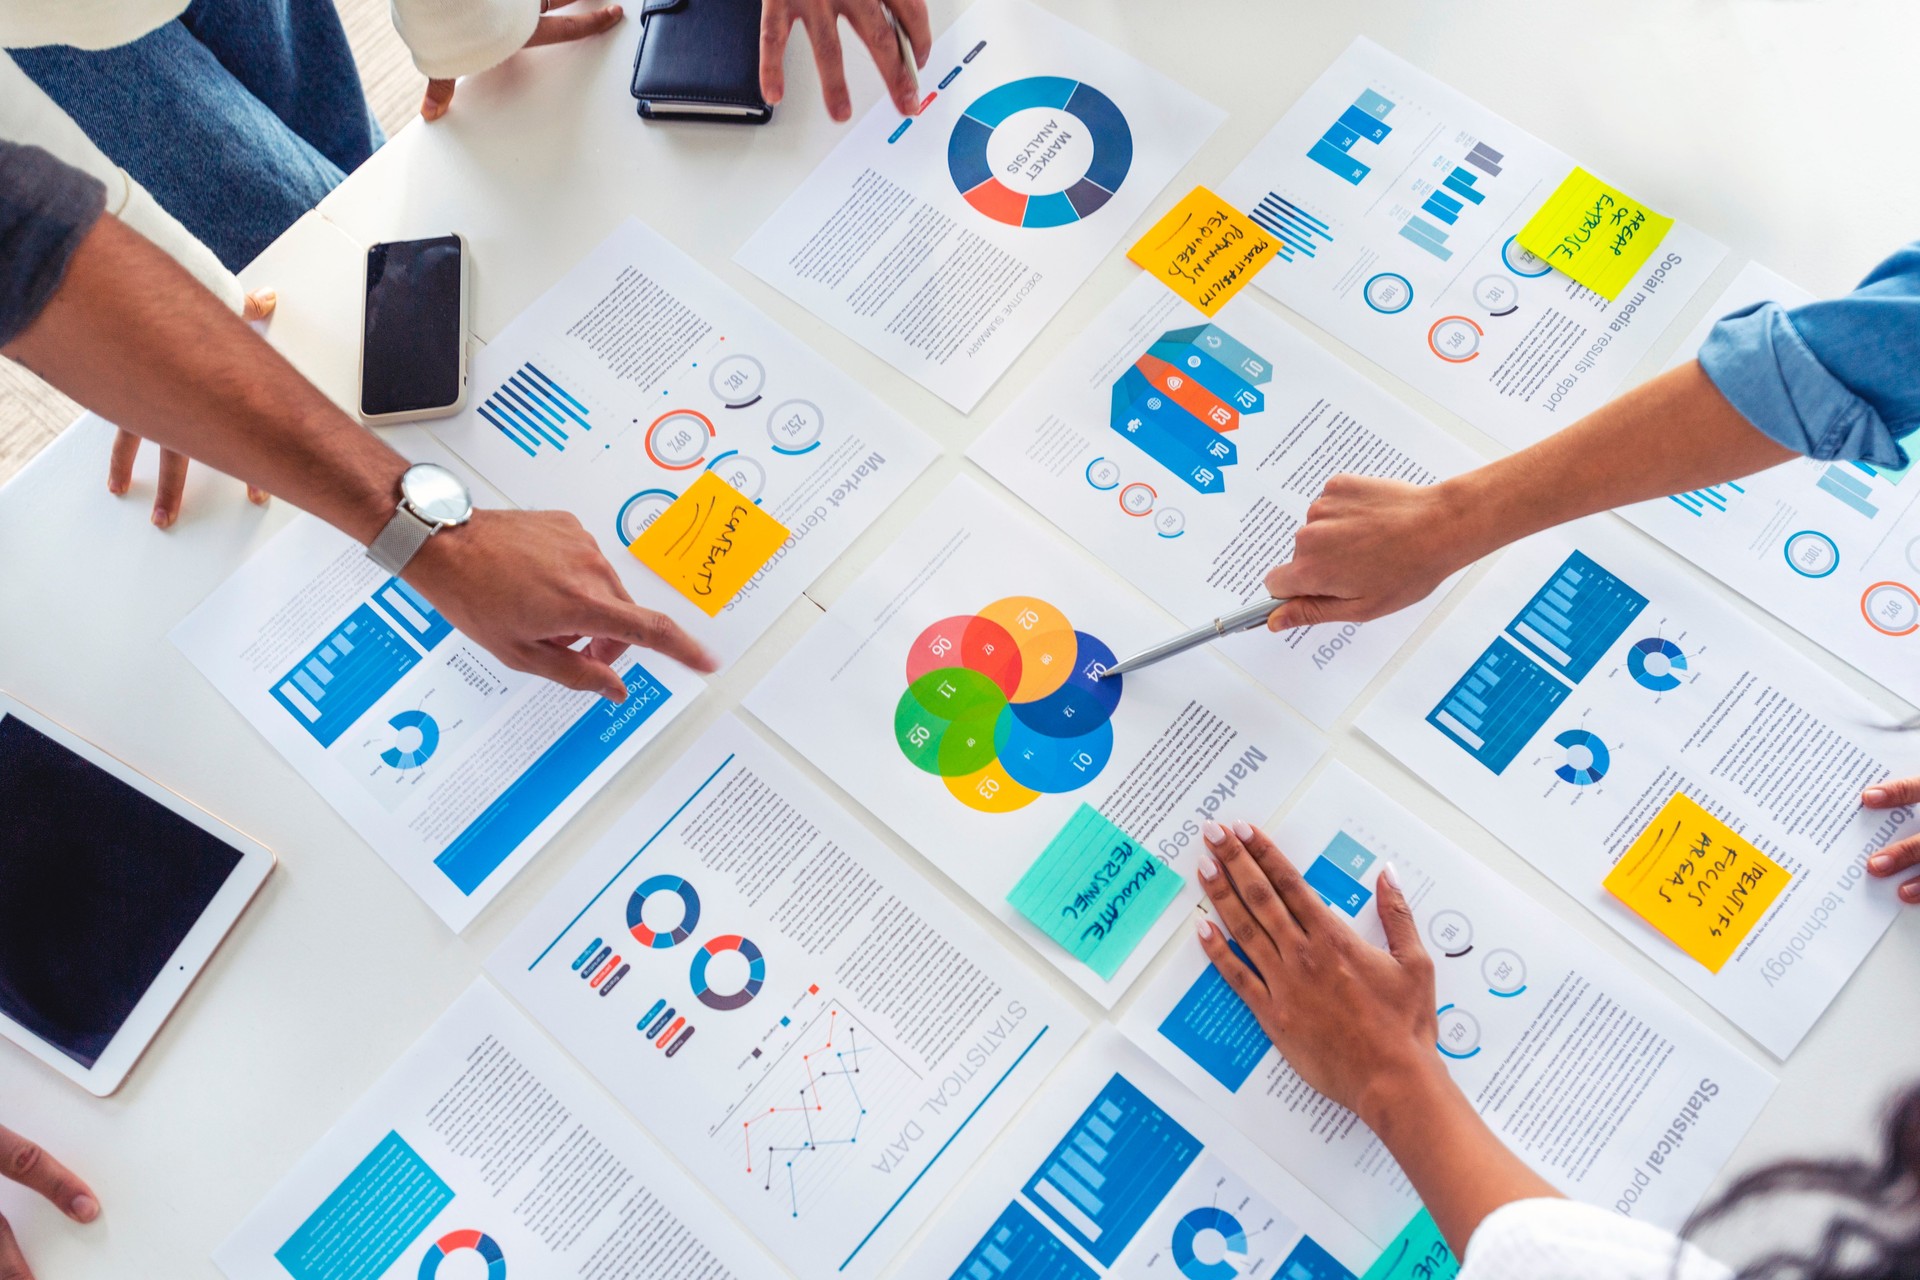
[1862, 582, 1920, 636]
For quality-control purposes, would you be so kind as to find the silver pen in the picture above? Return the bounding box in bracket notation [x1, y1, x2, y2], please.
[1097, 597, 1288, 680]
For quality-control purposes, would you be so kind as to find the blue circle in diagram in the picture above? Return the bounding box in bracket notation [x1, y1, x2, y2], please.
[948, 77, 1132, 227]
[381, 709, 439, 770]
[1554, 729, 1611, 785]
[691, 935, 766, 1011]
[1171, 1206, 1248, 1280]
[996, 713, 1115, 794]
[616, 488, 678, 547]
[1363, 272, 1414, 313]
[1085, 457, 1122, 491]
[418, 1231, 506, 1280]
[1501, 235, 1553, 277]
[627, 874, 700, 950]
[1784, 530, 1840, 578]
[1627, 638, 1687, 691]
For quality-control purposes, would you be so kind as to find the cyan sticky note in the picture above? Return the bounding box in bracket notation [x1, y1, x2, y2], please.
[1007, 803, 1181, 980]
[1360, 1209, 1458, 1280]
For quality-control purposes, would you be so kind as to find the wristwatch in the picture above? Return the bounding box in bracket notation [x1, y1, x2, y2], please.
[367, 463, 474, 574]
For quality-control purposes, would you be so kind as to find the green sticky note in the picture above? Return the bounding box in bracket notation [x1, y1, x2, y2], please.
[1007, 804, 1182, 980]
[1361, 1209, 1459, 1280]
[1514, 166, 1673, 301]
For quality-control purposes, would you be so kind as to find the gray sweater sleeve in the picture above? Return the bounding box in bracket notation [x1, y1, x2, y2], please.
[0, 138, 106, 346]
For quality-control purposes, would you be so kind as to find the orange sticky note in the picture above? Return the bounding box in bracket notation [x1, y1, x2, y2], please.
[1604, 792, 1790, 973]
[629, 470, 788, 616]
[1127, 186, 1277, 315]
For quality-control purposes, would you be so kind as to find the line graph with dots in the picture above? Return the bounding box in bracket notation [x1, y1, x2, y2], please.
[713, 1001, 920, 1219]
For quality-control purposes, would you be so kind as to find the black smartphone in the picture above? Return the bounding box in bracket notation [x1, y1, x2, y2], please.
[359, 234, 469, 423]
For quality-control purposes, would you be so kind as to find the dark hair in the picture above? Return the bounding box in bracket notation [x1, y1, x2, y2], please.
[1683, 1083, 1920, 1278]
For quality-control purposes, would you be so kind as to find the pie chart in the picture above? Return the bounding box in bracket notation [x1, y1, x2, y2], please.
[1627, 637, 1686, 691]
[381, 709, 439, 770]
[690, 934, 765, 1011]
[948, 77, 1133, 227]
[1171, 1205, 1248, 1280]
[418, 1230, 505, 1280]
[1554, 729, 1610, 785]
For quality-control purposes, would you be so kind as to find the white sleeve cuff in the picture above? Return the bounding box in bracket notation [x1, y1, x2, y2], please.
[1460, 1199, 1732, 1280]
[388, 0, 543, 80]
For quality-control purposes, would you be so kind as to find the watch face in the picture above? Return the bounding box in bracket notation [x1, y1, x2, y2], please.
[402, 463, 472, 525]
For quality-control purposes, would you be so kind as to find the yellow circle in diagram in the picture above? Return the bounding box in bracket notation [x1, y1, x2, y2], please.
[945, 758, 1040, 814]
[978, 596, 1076, 701]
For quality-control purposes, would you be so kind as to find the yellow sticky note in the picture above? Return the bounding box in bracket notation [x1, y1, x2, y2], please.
[1604, 792, 1790, 973]
[1515, 167, 1674, 300]
[1127, 186, 1277, 315]
[629, 470, 788, 616]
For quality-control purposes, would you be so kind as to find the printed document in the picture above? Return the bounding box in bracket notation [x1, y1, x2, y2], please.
[1358, 518, 1911, 1056]
[971, 275, 1481, 727]
[1120, 763, 1774, 1241]
[736, 0, 1223, 410]
[746, 477, 1326, 1005]
[488, 716, 1086, 1280]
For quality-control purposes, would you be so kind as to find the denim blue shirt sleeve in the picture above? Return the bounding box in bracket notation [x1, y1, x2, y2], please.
[0, 140, 106, 346]
[1697, 242, 1920, 469]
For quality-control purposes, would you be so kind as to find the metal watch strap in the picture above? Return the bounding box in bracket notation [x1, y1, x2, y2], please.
[367, 504, 437, 574]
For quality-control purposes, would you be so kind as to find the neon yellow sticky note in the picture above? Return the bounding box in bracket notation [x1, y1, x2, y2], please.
[1127, 186, 1277, 315]
[1515, 167, 1673, 300]
[629, 470, 788, 616]
[1604, 792, 1790, 973]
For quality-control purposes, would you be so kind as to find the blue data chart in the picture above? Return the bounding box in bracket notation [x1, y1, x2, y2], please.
[1504, 551, 1647, 683]
[1158, 939, 1270, 1092]
[1553, 728, 1610, 785]
[476, 361, 593, 458]
[274, 1131, 453, 1280]
[1303, 831, 1377, 917]
[1277, 1235, 1357, 1280]
[1022, 1074, 1201, 1265]
[1307, 88, 1395, 184]
[1172, 1206, 1247, 1280]
[381, 709, 440, 769]
[1397, 142, 1503, 261]
[372, 577, 453, 651]
[1626, 637, 1687, 692]
[948, 1202, 1097, 1280]
[1249, 193, 1335, 263]
[272, 604, 420, 749]
[1428, 638, 1572, 775]
[1668, 481, 1745, 517]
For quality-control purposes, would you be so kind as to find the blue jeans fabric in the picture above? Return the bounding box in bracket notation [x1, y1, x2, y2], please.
[11, 0, 381, 271]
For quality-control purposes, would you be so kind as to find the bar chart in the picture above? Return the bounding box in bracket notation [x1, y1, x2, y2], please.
[1815, 459, 1910, 520]
[1503, 551, 1647, 682]
[1306, 88, 1395, 185]
[950, 1202, 1097, 1280]
[475, 361, 594, 458]
[1301, 831, 1377, 918]
[1398, 143, 1504, 262]
[1668, 482, 1745, 517]
[1426, 637, 1572, 774]
[271, 603, 420, 749]
[1249, 193, 1335, 263]
[1022, 1074, 1201, 1264]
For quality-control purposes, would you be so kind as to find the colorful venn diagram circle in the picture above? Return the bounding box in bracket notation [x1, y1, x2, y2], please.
[948, 77, 1133, 228]
[894, 597, 1121, 813]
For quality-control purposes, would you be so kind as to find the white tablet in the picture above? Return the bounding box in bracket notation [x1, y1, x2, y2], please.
[0, 692, 274, 1095]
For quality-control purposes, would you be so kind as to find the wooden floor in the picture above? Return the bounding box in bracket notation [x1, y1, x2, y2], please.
[0, 1, 424, 486]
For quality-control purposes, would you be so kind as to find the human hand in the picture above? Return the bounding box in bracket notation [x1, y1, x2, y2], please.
[1862, 779, 1920, 903]
[109, 289, 275, 526]
[403, 508, 718, 700]
[1261, 475, 1483, 632]
[0, 1124, 99, 1279]
[760, 0, 930, 122]
[1192, 818, 1444, 1122]
[420, 1, 625, 121]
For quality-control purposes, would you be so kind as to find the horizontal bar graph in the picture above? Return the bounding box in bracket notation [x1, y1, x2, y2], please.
[1308, 88, 1396, 184]
[1428, 637, 1572, 775]
[1817, 462, 1885, 518]
[271, 603, 419, 749]
[1504, 551, 1648, 682]
[1398, 213, 1454, 261]
[477, 362, 592, 458]
[1250, 192, 1335, 263]
[1443, 166, 1486, 203]
[1668, 481, 1745, 516]
[952, 1202, 1097, 1280]
[1464, 141, 1504, 176]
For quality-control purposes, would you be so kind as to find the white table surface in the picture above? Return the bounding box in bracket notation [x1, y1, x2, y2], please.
[6, 2, 1920, 1273]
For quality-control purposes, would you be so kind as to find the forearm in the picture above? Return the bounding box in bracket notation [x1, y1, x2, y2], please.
[1360, 1058, 1559, 1257]
[2, 215, 405, 543]
[1436, 361, 1797, 565]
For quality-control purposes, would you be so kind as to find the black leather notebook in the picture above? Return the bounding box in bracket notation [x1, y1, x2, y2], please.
[630, 0, 772, 123]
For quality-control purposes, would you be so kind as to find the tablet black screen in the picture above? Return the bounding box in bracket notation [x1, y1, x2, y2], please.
[0, 714, 242, 1068]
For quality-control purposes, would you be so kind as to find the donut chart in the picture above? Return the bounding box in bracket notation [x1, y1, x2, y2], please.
[418, 1230, 506, 1280]
[1554, 728, 1610, 785]
[1627, 637, 1687, 691]
[690, 934, 765, 1011]
[1171, 1206, 1248, 1280]
[948, 77, 1132, 227]
[381, 709, 439, 770]
[894, 598, 1122, 813]
[626, 874, 701, 949]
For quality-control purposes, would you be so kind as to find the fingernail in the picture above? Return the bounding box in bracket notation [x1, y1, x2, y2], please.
[152, 507, 172, 528]
[249, 488, 270, 505]
[1872, 854, 1893, 874]
[70, 1193, 97, 1222]
[1231, 819, 1254, 840]
[108, 480, 125, 496]
[1198, 854, 1218, 880]
[1865, 787, 1889, 805]
[1381, 861, 1399, 889]
[1202, 819, 1225, 845]
[1196, 918, 1214, 940]
[1904, 882, 1920, 903]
